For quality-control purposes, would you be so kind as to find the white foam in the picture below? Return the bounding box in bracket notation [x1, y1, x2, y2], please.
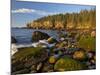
[11, 39, 56, 56]
[16, 44, 33, 48]
[11, 44, 18, 56]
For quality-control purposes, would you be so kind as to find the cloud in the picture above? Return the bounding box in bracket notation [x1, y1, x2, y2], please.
[12, 8, 36, 13]
[11, 8, 59, 16]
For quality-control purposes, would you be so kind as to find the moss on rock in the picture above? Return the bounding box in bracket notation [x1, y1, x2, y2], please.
[78, 35, 96, 51]
[54, 56, 87, 71]
[13, 47, 48, 61]
[12, 47, 48, 74]
[49, 56, 56, 64]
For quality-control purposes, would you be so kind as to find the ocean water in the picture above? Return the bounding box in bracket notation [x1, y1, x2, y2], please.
[11, 28, 63, 44]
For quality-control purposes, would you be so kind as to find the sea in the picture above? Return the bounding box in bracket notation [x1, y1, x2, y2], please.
[11, 28, 66, 45]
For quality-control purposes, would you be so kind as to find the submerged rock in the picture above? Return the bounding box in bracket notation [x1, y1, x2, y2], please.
[32, 31, 50, 42]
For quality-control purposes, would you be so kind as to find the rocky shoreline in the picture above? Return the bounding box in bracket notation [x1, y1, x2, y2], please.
[11, 30, 96, 74]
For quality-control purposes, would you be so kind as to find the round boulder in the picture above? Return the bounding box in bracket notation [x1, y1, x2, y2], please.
[32, 31, 50, 42]
[54, 56, 87, 71]
[73, 50, 87, 61]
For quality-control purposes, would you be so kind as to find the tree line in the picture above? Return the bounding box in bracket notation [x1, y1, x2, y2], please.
[27, 8, 96, 30]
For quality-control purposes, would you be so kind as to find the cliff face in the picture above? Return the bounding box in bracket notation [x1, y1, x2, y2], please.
[27, 9, 96, 30]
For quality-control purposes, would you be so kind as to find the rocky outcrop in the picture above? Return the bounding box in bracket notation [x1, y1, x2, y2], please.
[32, 31, 50, 42]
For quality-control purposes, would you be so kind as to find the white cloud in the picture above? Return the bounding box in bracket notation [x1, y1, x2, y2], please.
[12, 8, 36, 13]
[11, 8, 59, 16]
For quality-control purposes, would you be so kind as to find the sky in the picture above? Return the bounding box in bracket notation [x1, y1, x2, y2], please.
[11, 0, 96, 27]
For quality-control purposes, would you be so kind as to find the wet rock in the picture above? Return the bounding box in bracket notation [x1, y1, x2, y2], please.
[32, 31, 50, 42]
[11, 36, 17, 43]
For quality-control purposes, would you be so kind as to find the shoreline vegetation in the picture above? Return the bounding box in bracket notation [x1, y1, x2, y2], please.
[26, 9, 96, 31]
[11, 8, 96, 74]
